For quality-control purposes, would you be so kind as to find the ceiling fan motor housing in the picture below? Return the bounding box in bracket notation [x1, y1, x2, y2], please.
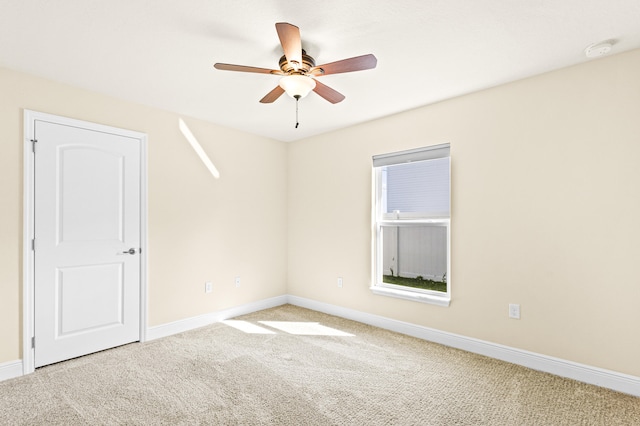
[279, 50, 317, 74]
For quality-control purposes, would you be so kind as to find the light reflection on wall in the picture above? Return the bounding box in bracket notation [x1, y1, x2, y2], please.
[178, 118, 220, 179]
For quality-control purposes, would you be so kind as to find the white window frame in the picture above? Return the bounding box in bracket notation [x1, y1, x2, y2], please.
[371, 144, 451, 307]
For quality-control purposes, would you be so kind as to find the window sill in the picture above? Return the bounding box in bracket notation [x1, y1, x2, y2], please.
[370, 285, 450, 307]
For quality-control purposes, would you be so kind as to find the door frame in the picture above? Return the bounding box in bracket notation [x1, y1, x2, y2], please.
[22, 110, 149, 375]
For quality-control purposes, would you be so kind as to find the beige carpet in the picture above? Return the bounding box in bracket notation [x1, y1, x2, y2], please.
[1, 304, 638, 425]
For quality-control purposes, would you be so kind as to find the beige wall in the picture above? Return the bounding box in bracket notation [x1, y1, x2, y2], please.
[0, 67, 288, 363]
[288, 49, 640, 377]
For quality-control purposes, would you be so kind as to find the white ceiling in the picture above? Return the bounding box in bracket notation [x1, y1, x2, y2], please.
[2, 1, 639, 142]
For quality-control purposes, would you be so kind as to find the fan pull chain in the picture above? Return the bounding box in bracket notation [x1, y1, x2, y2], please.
[294, 95, 300, 128]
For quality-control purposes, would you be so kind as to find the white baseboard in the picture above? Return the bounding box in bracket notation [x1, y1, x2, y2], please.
[287, 295, 640, 397]
[0, 360, 23, 382]
[146, 295, 288, 341]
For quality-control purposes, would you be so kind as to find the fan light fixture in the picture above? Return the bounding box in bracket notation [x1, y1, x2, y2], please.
[279, 75, 316, 99]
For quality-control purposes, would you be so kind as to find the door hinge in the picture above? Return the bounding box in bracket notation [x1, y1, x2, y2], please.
[31, 337, 35, 349]
[31, 138, 37, 153]
[31, 238, 35, 251]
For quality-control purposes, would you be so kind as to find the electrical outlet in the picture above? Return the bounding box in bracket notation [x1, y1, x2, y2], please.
[205, 282, 212, 293]
[509, 303, 520, 319]
[337, 277, 343, 288]
[234, 276, 241, 287]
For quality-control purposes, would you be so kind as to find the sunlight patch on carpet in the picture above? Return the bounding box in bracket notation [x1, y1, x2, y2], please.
[259, 321, 355, 336]
[222, 319, 355, 336]
[222, 320, 276, 334]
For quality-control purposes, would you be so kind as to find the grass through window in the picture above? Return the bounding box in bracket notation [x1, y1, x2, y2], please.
[383, 275, 447, 293]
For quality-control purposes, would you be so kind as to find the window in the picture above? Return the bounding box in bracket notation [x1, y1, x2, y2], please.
[372, 144, 451, 306]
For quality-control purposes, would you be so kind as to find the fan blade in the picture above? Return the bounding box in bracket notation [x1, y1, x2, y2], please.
[313, 80, 345, 104]
[275, 22, 302, 70]
[259, 85, 285, 103]
[310, 54, 377, 76]
[214, 63, 283, 75]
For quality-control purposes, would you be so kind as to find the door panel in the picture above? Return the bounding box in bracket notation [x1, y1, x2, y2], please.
[34, 120, 141, 368]
[57, 263, 124, 335]
[58, 146, 125, 243]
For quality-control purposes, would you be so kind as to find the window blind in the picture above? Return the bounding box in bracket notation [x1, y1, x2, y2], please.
[374, 144, 450, 217]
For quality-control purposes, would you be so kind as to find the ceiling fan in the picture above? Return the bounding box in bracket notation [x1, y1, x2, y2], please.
[213, 22, 377, 105]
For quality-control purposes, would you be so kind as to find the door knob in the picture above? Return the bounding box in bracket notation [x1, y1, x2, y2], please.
[122, 248, 137, 255]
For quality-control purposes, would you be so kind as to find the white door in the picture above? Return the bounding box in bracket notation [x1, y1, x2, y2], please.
[33, 118, 141, 368]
